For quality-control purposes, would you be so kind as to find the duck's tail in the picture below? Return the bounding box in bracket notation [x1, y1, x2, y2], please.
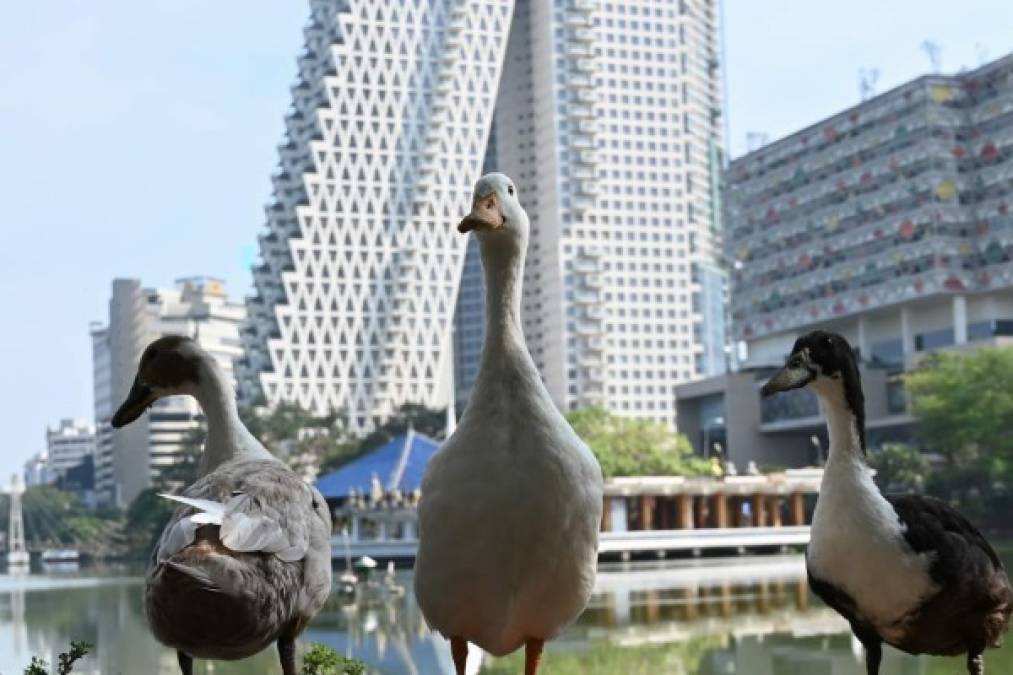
[146, 528, 299, 660]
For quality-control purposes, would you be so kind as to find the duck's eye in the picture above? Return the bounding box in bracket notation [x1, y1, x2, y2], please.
[507, 185, 515, 196]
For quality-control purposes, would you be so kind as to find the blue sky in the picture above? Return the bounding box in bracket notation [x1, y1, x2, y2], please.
[1, 1, 1010, 484]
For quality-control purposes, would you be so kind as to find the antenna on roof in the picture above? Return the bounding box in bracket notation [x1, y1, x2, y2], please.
[921, 40, 942, 73]
[859, 67, 880, 101]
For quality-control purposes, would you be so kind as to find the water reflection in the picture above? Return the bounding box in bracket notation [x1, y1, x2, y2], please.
[1, 555, 1008, 674]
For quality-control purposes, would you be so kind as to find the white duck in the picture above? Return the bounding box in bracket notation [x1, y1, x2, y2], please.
[414, 173, 604, 675]
[111, 335, 333, 675]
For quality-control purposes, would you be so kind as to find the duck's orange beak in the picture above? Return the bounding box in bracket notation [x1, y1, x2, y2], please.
[458, 192, 504, 233]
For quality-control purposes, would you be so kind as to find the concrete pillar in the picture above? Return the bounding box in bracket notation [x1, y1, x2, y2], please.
[954, 295, 968, 345]
[377, 520, 388, 541]
[795, 580, 809, 610]
[857, 316, 869, 362]
[678, 494, 694, 529]
[645, 590, 660, 623]
[403, 519, 416, 540]
[767, 496, 783, 527]
[610, 498, 628, 533]
[900, 305, 915, 363]
[713, 494, 729, 528]
[752, 493, 767, 527]
[695, 495, 709, 528]
[614, 588, 631, 623]
[682, 586, 699, 621]
[789, 492, 806, 526]
[639, 496, 653, 530]
[601, 496, 612, 532]
[719, 581, 733, 616]
[350, 516, 359, 540]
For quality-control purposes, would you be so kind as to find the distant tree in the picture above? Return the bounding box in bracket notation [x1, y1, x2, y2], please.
[905, 347, 1013, 524]
[905, 347, 1013, 481]
[565, 407, 710, 478]
[240, 402, 351, 479]
[870, 443, 929, 494]
[123, 487, 175, 557]
[906, 348, 1013, 467]
[4, 486, 116, 553]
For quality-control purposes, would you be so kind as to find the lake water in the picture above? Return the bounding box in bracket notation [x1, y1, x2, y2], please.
[1, 553, 1010, 674]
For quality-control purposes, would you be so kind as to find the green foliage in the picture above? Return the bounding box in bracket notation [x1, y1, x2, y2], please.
[300, 643, 365, 675]
[0, 487, 116, 554]
[869, 443, 929, 494]
[240, 402, 353, 478]
[905, 347, 1013, 523]
[23, 641, 92, 675]
[566, 407, 710, 478]
[123, 487, 176, 557]
[906, 348, 1013, 478]
[481, 635, 723, 675]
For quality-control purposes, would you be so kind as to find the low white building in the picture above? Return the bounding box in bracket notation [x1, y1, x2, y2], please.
[23, 419, 96, 488]
[92, 277, 246, 507]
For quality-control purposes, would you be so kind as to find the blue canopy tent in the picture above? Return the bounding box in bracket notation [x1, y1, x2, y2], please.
[315, 431, 440, 503]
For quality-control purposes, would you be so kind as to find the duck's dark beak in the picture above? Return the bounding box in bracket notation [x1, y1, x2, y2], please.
[458, 191, 504, 233]
[111, 376, 157, 428]
[760, 364, 815, 397]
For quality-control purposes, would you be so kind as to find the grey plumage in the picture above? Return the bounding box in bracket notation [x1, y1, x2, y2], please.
[147, 460, 333, 662]
[109, 336, 333, 674]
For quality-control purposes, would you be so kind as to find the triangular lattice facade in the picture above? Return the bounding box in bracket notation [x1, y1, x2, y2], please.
[239, 0, 513, 433]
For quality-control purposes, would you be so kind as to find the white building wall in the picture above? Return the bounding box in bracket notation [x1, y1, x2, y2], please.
[239, 0, 514, 434]
[45, 419, 96, 478]
[94, 277, 246, 507]
[459, 0, 725, 423]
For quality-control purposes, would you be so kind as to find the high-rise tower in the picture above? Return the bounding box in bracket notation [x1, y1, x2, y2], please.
[455, 0, 726, 422]
[239, 0, 513, 433]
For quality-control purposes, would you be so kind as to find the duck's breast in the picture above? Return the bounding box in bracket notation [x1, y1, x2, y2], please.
[807, 469, 936, 638]
[415, 411, 602, 655]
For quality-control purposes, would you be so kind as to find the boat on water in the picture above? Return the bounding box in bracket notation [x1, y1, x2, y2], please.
[40, 549, 80, 563]
[5, 551, 30, 566]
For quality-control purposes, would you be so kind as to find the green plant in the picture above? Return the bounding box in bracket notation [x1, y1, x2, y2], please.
[301, 643, 366, 675]
[566, 406, 710, 478]
[23, 641, 92, 675]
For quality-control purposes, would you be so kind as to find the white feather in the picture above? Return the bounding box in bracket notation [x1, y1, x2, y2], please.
[158, 493, 226, 521]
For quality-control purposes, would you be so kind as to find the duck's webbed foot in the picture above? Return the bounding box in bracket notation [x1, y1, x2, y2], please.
[525, 638, 545, 675]
[450, 636, 468, 675]
[278, 635, 297, 675]
[177, 651, 193, 675]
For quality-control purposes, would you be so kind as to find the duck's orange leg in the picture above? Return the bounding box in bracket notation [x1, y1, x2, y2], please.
[525, 638, 545, 675]
[450, 636, 468, 675]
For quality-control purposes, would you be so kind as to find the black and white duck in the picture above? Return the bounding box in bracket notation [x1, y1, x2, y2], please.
[761, 330, 1011, 674]
[111, 335, 333, 675]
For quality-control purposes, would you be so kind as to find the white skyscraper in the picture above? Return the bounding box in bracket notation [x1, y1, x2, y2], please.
[238, 0, 513, 433]
[93, 277, 246, 507]
[455, 0, 725, 423]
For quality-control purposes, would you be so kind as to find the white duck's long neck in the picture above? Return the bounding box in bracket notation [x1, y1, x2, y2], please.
[480, 233, 526, 353]
[193, 359, 271, 475]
